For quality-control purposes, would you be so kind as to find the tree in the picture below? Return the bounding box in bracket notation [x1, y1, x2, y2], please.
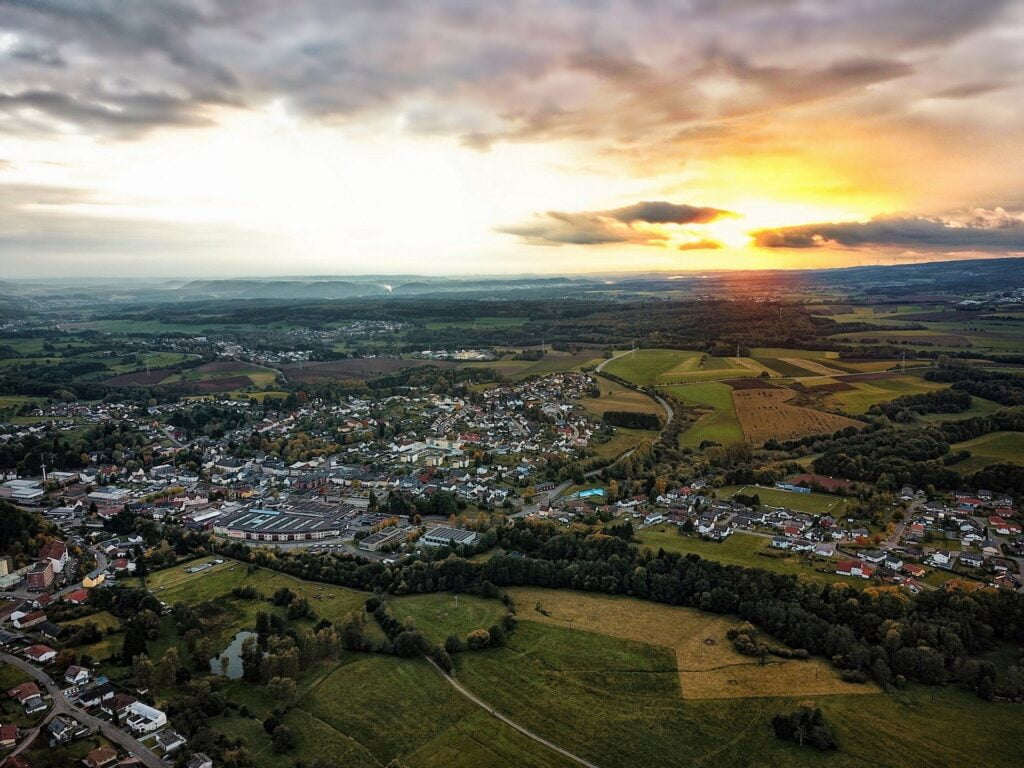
[241, 636, 263, 683]
[268, 676, 298, 708]
[272, 724, 296, 753]
[120, 621, 149, 665]
[132, 654, 155, 689]
[771, 705, 837, 750]
[466, 629, 491, 650]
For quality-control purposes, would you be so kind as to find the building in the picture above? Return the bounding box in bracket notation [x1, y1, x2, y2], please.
[359, 526, 407, 552]
[187, 754, 214, 768]
[12, 611, 47, 630]
[7, 682, 46, 714]
[84, 745, 118, 768]
[25, 561, 54, 592]
[155, 729, 187, 754]
[24, 644, 57, 663]
[37, 540, 69, 574]
[64, 666, 90, 686]
[420, 526, 479, 548]
[46, 715, 79, 746]
[0, 724, 18, 749]
[125, 701, 167, 734]
[213, 505, 353, 542]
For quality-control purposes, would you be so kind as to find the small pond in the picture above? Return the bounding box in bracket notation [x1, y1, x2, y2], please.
[210, 630, 258, 679]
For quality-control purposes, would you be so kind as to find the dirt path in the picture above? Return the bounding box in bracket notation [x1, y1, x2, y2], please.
[424, 656, 601, 768]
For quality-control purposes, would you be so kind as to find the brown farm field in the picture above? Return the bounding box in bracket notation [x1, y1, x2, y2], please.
[733, 388, 863, 443]
[505, 588, 874, 700]
[105, 368, 176, 387]
[283, 358, 460, 382]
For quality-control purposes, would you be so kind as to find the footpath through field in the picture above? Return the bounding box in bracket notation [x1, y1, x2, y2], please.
[425, 655, 602, 768]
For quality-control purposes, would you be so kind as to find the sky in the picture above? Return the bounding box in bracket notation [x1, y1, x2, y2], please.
[1, 0, 1024, 278]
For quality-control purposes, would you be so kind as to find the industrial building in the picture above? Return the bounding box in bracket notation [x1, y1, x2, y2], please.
[213, 504, 353, 542]
[421, 526, 479, 548]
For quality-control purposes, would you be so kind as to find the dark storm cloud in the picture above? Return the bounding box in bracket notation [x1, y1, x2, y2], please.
[500, 201, 732, 246]
[753, 213, 1024, 252]
[0, 0, 1016, 147]
[606, 202, 731, 225]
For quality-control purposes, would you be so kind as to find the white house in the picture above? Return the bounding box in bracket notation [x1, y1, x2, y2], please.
[126, 701, 167, 734]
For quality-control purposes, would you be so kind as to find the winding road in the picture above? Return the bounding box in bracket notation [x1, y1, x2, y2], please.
[0, 651, 164, 768]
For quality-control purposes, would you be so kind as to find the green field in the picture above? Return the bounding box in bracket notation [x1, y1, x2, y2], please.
[453, 616, 1022, 768]
[920, 396, 1002, 422]
[116, 554, 1024, 768]
[823, 375, 946, 414]
[602, 348, 701, 386]
[589, 427, 657, 459]
[636, 528, 850, 585]
[950, 431, 1024, 473]
[463, 351, 602, 381]
[425, 316, 529, 330]
[388, 592, 509, 646]
[718, 484, 851, 515]
[664, 381, 744, 447]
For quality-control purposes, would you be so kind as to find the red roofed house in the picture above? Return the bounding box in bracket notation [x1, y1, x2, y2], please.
[7, 682, 45, 715]
[63, 589, 89, 606]
[84, 745, 118, 768]
[902, 563, 927, 578]
[836, 561, 874, 579]
[11, 611, 46, 630]
[0, 724, 18, 748]
[24, 645, 57, 664]
[37, 540, 69, 574]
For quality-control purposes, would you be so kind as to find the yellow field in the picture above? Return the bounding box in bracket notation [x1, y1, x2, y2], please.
[779, 357, 847, 376]
[580, 378, 662, 416]
[733, 389, 863, 444]
[505, 588, 874, 700]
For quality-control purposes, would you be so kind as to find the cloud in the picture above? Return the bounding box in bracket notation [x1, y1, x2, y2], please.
[0, 0, 1015, 150]
[677, 239, 722, 251]
[500, 200, 732, 246]
[753, 210, 1024, 252]
[606, 201, 731, 225]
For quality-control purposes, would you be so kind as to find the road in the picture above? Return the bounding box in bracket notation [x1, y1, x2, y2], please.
[0, 651, 165, 768]
[425, 656, 600, 768]
[595, 350, 674, 426]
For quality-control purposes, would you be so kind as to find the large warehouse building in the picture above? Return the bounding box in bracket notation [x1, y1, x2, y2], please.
[213, 504, 354, 543]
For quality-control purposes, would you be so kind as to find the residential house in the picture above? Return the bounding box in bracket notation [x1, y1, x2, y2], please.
[64, 666, 90, 686]
[155, 730, 187, 754]
[77, 682, 115, 709]
[11, 611, 46, 630]
[836, 561, 874, 579]
[23, 644, 56, 663]
[46, 715, 77, 745]
[84, 745, 118, 768]
[101, 693, 137, 722]
[959, 551, 984, 569]
[930, 550, 954, 568]
[125, 701, 167, 734]
[7, 682, 46, 715]
[186, 754, 214, 768]
[0, 724, 17, 749]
